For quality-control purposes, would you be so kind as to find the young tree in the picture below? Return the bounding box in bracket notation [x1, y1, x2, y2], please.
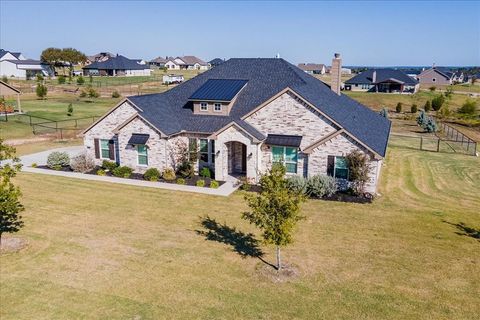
[458, 100, 477, 115]
[424, 100, 432, 112]
[346, 151, 371, 195]
[36, 83, 47, 99]
[76, 75, 85, 85]
[242, 163, 305, 270]
[396, 102, 403, 113]
[411, 104, 418, 113]
[432, 94, 445, 111]
[0, 139, 24, 246]
[67, 103, 73, 116]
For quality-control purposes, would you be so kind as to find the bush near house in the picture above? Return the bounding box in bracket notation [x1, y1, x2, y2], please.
[200, 167, 211, 179]
[176, 178, 186, 185]
[177, 161, 194, 178]
[96, 169, 106, 176]
[286, 175, 308, 195]
[196, 179, 205, 187]
[210, 180, 219, 188]
[101, 160, 118, 172]
[112, 166, 133, 178]
[162, 168, 176, 181]
[46, 151, 70, 169]
[70, 152, 95, 173]
[144, 168, 161, 181]
[306, 175, 337, 198]
[346, 151, 371, 196]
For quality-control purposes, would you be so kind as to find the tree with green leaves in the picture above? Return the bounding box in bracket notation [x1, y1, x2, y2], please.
[432, 94, 445, 111]
[36, 83, 47, 99]
[0, 139, 24, 246]
[242, 163, 305, 270]
[424, 100, 432, 112]
[67, 103, 73, 116]
[346, 151, 371, 195]
[41, 47, 87, 77]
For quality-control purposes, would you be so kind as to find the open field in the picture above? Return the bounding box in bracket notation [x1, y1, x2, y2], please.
[420, 83, 480, 94]
[1, 140, 479, 319]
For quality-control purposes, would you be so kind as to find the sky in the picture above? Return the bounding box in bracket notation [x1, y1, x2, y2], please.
[1, 1, 479, 66]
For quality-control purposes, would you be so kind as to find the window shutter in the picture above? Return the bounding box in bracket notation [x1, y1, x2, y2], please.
[327, 155, 335, 176]
[94, 139, 100, 159]
[108, 140, 115, 160]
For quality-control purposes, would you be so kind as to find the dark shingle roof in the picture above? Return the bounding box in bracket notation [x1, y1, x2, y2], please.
[83, 55, 148, 70]
[265, 134, 302, 147]
[297, 63, 326, 72]
[189, 79, 248, 101]
[0, 49, 23, 60]
[345, 69, 418, 85]
[4, 59, 42, 65]
[128, 133, 150, 145]
[128, 58, 391, 157]
[209, 58, 225, 66]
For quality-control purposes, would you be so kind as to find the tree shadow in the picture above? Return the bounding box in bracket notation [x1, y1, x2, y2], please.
[443, 220, 480, 242]
[196, 216, 276, 268]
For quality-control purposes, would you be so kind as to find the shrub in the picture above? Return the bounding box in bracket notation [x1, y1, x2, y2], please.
[76, 75, 85, 85]
[96, 169, 106, 176]
[79, 90, 87, 98]
[424, 117, 437, 133]
[445, 87, 453, 98]
[286, 175, 308, 195]
[101, 160, 118, 172]
[47, 151, 70, 168]
[176, 161, 194, 178]
[144, 168, 160, 181]
[58, 75, 66, 84]
[70, 151, 95, 173]
[163, 168, 176, 181]
[111, 90, 121, 98]
[458, 100, 477, 115]
[1, 75, 8, 83]
[239, 176, 252, 191]
[31, 162, 37, 168]
[200, 167, 211, 179]
[87, 86, 99, 98]
[176, 178, 186, 185]
[395, 102, 402, 113]
[196, 179, 205, 187]
[429, 86, 436, 92]
[112, 166, 133, 178]
[417, 110, 427, 126]
[306, 175, 337, 198]
[431, 94, 445, 111]
[424, 100, 432, 112]
[411, 104, 418, 113]
[67, 103, 73, 116]
[210, 180, 219, 189]
[36, 83, 47, 99]
[36, 74, 44, 82]
[346, 151, 371, 195]
[52, 165, 62, 171]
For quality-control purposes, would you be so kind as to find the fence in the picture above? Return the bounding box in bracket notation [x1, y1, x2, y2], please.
[437, 122, 477, 155]
[389, 133, 477, 156]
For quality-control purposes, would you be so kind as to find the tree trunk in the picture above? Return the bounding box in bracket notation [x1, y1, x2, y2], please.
[276, 245, 281, 271]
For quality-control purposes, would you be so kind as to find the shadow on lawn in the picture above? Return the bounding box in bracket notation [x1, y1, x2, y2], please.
[196, 216, 276, 268]
[443, 220, 480, 242]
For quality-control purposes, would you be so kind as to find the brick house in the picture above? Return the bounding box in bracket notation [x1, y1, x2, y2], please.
[345, 69, 419, 93]
[83, 54, 391, 193]
[417, 67, 464, 85]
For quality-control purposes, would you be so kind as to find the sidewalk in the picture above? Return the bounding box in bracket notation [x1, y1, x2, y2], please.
[17, 146, 240, 197]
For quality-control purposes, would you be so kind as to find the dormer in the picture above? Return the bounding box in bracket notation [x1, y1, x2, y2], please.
[189, 79, 248, 116]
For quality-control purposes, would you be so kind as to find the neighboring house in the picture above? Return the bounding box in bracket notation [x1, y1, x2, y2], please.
[162, 74, 184, 84]
[209, 58, 225, 68]
[0, 80, 22, 113]
[417, 66, 464, 85]
[83, 55, 391, 193]
[86, 52, 115, 64]
[149, 56, 168, 68]
[297, 63, 326, 75]
[344, 69, 419, 93]
[165, 56, 209, 70]
[82, 55, 152, 76]
[0, 49, 51, 79]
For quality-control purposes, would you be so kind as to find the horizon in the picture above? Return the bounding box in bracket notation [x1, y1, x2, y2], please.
[1, 1, 479, 66]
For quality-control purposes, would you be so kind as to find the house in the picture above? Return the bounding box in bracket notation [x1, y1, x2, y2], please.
[83, 54, 391, 193]
[82, 55, 152, 76]
[297, 63, 326, 75]
[165, 56, 209, 70]
[0, 80, 22, 113]
[149, 56, 168, 68]
[417, 66, 464, 85]
[0, 49, 52, 79]
[209, 58, 225, 68]
[86, 52, 115, 64]
[344, 69, 419, 93]
[162, 74, 184, 84]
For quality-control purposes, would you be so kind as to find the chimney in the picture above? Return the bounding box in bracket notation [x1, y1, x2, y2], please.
[331, 53, 342, 95]
[372, 70, 377, 83]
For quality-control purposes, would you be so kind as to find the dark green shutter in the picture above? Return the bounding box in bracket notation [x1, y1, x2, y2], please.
[108, 140, 115, 160]
[94, 139, 100, 159]
[327, 155, 335, 176]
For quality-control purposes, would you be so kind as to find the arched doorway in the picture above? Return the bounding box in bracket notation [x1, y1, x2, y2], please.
[226, 141, 247, 176]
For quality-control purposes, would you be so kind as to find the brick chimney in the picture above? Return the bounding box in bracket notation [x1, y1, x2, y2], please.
[331, 53, 342, 95]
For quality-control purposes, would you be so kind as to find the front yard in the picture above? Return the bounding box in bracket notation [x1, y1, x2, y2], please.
[0, 140, 479, 319]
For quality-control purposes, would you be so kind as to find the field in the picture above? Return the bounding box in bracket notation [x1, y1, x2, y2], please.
[1, 139, 479, 319]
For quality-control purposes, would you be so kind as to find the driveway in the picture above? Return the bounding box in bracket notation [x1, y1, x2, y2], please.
[15, 146, 240, 196]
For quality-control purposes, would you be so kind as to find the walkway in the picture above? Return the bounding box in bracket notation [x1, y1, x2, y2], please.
[17, 146, 240, 196]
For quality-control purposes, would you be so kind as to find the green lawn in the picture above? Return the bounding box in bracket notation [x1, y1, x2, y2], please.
[1, 141, 479, 319]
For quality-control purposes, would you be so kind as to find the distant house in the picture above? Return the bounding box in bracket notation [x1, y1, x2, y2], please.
[417, 67, 464, 85]
[82, 55, 152, 76]
[86, 52, 114, 65]
[0, 49, 51, 79]
[209, 58, 225, 68]
[165, 56, 209, 70]
[162, 74, 184, 84]
[149, 56, 168, 68]
[344, 69, 419, 93]
[297, 63, 326, 75]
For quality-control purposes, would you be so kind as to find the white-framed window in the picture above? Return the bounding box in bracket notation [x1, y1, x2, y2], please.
[272, 146, 298, 174]
[100, 139, 110, 159]
[137, 144, 148, 166]
[214, 103, 222, 112]
[200, 102, 208, 111]
[199, 139, 209, 162]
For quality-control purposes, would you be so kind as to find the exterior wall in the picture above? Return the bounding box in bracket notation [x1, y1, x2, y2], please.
[308, 132, 381, 193]
[83, 101, 138, 165]
[193, 101, 230, 115]
[417, 69, 452, 85]
[346, 83, 373, 92]
[0, 52, 18, 61]
[125, 69, 152, 76]
[165, 61, 179, 69]
[0, 61, 26, 78]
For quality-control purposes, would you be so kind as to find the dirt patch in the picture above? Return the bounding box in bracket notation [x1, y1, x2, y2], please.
[5, 136, 52, 146]
[0, 237, 28, 253]
[255, 262, 301, 283]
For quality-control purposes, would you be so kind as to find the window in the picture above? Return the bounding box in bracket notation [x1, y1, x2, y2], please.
[214, 103, 222, 112]
[137, 145, 148, 166]
[272, 146, 298, 173]
[200, 102, 208, 111]
[334, 156, 348, 179]
[100, 139, 110, 159]
[199, 139, 208, 162]
[432, 78, 436, 82]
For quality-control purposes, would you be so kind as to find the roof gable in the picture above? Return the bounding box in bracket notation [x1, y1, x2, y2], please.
[345, 69, 418, 85]
[83, 55, 148, 70]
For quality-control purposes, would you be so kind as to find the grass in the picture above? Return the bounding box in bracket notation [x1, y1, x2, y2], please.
[1, 140, 479, 319]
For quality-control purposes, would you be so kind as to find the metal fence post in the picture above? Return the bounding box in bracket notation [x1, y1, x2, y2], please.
[437, 138, 440, 152]
[420, 137, 423, 150]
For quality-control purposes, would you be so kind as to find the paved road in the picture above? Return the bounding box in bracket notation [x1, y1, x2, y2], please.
[14, 146, 240, 196]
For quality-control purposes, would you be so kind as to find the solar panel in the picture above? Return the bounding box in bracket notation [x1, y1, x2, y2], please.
[189, 79, 248, 101]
